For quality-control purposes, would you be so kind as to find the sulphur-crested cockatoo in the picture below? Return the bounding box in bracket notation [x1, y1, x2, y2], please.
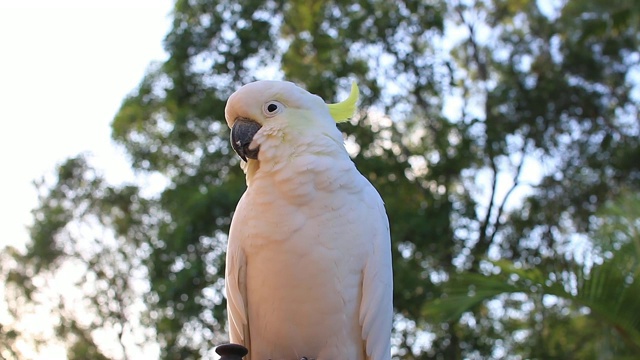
[224, 80, 393, 360]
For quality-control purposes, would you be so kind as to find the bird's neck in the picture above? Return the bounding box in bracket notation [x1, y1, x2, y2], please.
[243, 125, 350, 187]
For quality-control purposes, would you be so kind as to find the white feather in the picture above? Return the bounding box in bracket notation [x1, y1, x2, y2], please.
[224, 81, 393, 360]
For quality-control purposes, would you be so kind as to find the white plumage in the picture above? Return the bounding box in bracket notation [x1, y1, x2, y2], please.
[224, 81, 393, 360]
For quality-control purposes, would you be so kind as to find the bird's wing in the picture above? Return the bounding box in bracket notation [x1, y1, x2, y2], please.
[226, 243, 250, 351]
[359, 188, 393, 360]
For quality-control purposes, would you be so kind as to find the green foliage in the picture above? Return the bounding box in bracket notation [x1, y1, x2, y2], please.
[2, 156, 161, 359]
[426, 192, 640, 357]
[2, 0, 639, 359]
[0, 323, 20, 360]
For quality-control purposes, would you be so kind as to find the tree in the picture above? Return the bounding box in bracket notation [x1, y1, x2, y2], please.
[426, 191, 640, 358]
[2, 157, 158, 359]
[2, 0, 638, 358]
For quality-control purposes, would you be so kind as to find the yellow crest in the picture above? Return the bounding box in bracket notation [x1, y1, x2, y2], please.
[327, 81, 359, 123]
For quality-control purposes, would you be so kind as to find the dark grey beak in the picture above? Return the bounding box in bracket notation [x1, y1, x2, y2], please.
[231, 118, 262, 162]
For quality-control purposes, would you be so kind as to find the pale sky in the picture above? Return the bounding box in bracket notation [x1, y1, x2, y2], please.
[0, 0, 173, 253]
[0, 2, 173, 356]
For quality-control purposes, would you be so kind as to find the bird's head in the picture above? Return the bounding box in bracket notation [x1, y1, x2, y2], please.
[224, 80, 359, 162]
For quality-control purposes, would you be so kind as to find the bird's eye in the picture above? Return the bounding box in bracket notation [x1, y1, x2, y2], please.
[263, 101, 284, 117]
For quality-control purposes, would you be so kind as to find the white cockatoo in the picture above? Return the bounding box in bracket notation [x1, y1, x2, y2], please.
[224, 80, 393, 360]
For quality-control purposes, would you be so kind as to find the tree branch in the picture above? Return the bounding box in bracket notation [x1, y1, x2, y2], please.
[488, 146, 528, 245]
